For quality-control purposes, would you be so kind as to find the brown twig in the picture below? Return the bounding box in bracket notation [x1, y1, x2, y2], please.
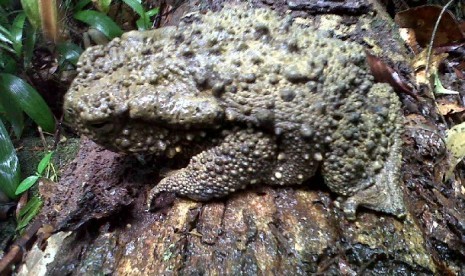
[425, 0, 455, 82]
[424, 0, 455, 127]
[0, 219, 43, 274]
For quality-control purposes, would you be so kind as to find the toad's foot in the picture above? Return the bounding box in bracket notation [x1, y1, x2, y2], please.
[148, 129, 277, 210]
[322, 84, 405, 220]
[341, 132, 405, 220]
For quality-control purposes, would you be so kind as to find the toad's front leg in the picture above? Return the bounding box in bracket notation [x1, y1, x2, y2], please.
[147, 129, 277, 210]
[322, 83, 405, 219]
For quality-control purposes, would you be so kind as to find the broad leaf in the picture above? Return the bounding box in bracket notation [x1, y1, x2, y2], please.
[0, 0, 9, 5]
[0, 74, 55, 132]
[0, 51, 18, 73]
[122, 0, 144, 15]
[20, 0, 41, 29]
[74, 10, 123, 39]
[0, 5, 9, 24]
[37, 151, 53, 175]
[18, 194, 40, 218]
[0, 24, 12, 45]
[0, 119, 20, 199]
[0, 43, 15, 54]
[11, 12, 26, 57]
[136, 17, 148, 30]
[56, 41, 83, 66]
[15, 175, 39, 195]
[146, 7, 159, 17]
[123, 0, 158, 30]
[95, 0, 112, 14]
[0, 89, 24, 137]
[16, 195, 42, 231]
[22, 27, 36, 68]
[74, 0, 92, 13]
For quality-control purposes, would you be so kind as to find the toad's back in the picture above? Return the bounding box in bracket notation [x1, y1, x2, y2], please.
[64, 7, 405, 219]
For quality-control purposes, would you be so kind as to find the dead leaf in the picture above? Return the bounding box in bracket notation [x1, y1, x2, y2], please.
[15, 193, 28, 219]
[437, 102, 465, 115]
[434, 41, 465, 54]
[365, 51, 414, 96]
[412, 48, 448, 85]
[460, 21, 465, 34]
[453, 67, 465, 80]
[398, 27, 421, 54]
[395, 5, 464, 47]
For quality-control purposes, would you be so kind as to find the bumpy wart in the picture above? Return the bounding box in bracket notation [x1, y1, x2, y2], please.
[64, 7, 405, 219]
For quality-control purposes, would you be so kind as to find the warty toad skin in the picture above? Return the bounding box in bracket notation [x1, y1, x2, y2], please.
[64, 7, 405, 219]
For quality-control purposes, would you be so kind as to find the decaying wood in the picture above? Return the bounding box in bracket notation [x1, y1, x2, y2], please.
[13, 0, 465, 275]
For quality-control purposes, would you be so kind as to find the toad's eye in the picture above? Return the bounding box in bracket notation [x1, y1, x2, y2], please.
[64, 108, 76, 122]
[90, 122, 106, 129]
[88, 121, 114, 133]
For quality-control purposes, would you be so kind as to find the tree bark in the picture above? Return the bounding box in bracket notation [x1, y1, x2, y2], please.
[15, 0, 465, 275]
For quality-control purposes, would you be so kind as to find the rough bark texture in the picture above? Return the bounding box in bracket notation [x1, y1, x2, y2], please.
[15, 0, 465, 275]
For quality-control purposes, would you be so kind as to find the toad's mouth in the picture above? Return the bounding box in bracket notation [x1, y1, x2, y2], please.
[79, 112, 227, 156]
[84, 113, 225, 136]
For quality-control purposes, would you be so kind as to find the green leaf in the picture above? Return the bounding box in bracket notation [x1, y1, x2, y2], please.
[0, 119, 20, 199]
[18, 194, 40, 218]
[0, 51, 19, 74]
[74, 10, 123, 39]
[0, 89, 24, 137]
[0, 74, 55, 132]
[0, 6, 8, 25]
[86, 28, 109, 45]
[136, 17, 148, 30]
[74, 0, 92, 13]
[15, 175, 39, 195]
[145, 7, 159, 17]
[11, 12, 26, 57]
[37, 151, 53, 175]
[122, 0, 144, 16]
[0, 43, 15, 54]
[0, 24, 12, 45]
[22, 27, 36, 68]
[56, 41, 83, 66]
[95, 0, 112, 14]
[0, 0, 12, 6]
[20, 0, 41, 29]
[434, 73, 459, 95]
[123, 0, 155, 30]
[16, 195, 42, 231]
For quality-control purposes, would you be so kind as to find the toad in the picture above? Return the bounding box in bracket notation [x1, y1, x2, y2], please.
[64, 7, 405, 219]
